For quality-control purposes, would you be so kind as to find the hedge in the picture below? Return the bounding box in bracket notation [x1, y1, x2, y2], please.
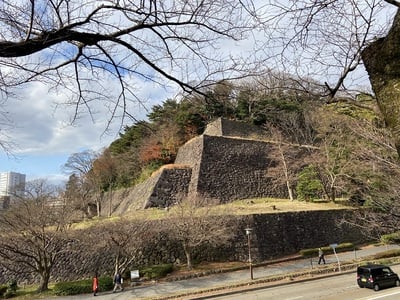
[140, 264, 174, 280]
[299, 242, 355, 258]
[53, 275, 113, 296]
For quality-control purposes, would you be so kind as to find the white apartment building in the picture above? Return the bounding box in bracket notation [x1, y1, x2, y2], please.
[0, 172, 26, 197]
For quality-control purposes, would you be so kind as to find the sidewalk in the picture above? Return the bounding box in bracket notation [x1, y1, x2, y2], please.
[45, 244, 400, 300]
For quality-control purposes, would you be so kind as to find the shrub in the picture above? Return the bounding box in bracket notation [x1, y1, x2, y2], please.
[3, 280, 18, 298]
[371, 249, 400, 260]
[296, 165, 323, 201]
[0, 285, 7, 297]
[53, 276, 113, 296]
[140, 264, 174, 280]
[381, 232, 400, 245]
[134, 161, 164, 184]
[299, 242, 355, 258]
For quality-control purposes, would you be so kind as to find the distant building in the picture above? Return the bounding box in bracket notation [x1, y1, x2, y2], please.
[0, 172, 26, 198]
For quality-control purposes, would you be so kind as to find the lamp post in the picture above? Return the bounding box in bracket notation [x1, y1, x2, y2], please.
[245, 227, 253, 280]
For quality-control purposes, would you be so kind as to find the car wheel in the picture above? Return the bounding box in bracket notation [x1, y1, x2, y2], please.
[358, 284, 364, 288]
[395, 280, 400, 287]
[374, 284, 380, 291]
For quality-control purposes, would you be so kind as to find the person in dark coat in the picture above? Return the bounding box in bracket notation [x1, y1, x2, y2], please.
[113, 272, 123, 292]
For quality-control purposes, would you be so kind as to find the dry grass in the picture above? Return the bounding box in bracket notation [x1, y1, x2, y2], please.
[72, 198, 352, 229]
[124, 198, 352, 220]
[214, 198, 352, 216]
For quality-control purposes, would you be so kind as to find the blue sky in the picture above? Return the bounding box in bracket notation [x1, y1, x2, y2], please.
[0, 154, 72, 184]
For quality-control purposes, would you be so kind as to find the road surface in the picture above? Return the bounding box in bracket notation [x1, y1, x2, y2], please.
[207, 265, 400, 300]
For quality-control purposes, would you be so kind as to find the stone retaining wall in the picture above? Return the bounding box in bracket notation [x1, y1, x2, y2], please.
[112, 166, 192, 214]
[0, 209, 366, 285]
[175, 135, 310, 203]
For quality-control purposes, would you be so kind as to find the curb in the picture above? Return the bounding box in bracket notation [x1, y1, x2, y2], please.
[150, 264, 356, 300]
[163, 255, 303, 282]
[149, 257, 400, 300]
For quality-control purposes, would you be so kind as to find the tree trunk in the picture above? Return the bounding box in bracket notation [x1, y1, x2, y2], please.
[286, 181, 294, 201]
[114, 253, 121, 275]
[330, 185, 336, 203]
[362, 9, 400, 156]
[37, 269, 51, 292]
[280, 146, 294, 200]
[183, 244, 193, 270]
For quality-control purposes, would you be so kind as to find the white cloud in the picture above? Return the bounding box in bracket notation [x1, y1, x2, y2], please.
[0, 71, 174, 184]
[3, 74, 172, 156]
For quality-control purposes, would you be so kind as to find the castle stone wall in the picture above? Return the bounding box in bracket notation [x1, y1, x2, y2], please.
[175, 135, 310, 203]
[112, 171, 162, 214]
[174, 136, 204, 196]
[112, 167, 193, 214]
[112, 118, 313, 209]
[144, 167, 192, 208]
[196, 135, 275, 202]
[0, 209, 366, 285]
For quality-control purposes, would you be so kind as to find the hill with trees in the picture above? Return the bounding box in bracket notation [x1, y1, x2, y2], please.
[59, 73, 400, 238]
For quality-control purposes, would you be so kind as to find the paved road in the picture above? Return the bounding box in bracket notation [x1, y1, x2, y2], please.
[210, 265, 400, 300]
[44, 244, 400, 300]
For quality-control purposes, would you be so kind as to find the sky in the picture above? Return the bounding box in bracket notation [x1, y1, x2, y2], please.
[0, 1, 395, 186]
[0, 79, 168, 185]
[0, 1, 266, 185]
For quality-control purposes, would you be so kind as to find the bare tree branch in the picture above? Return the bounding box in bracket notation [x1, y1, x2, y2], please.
[0, 1, 261, 134]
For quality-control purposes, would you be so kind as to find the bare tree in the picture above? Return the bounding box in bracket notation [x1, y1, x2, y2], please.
[0, 99, 15, 154]
[263, 126, 302, 200]
[63, 150, 99, 218]
[164, 194, 235, 270]
[309, 108, 359, 202]
[63, 150, 97, 176]
[262, 1, 400, 156]
[89, 149, 118, 217]
[0, 179, 76, 292]
[342, 115, 400, 235]
[87, 217, 155, 275]
[0, 1, 260, 130]
[64, 173, 93, 219]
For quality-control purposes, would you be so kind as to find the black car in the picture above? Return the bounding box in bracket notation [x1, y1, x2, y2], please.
[357, 264, 400, 291]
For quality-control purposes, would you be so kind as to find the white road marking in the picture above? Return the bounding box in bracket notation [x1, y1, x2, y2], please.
[356, 289, 400, 300]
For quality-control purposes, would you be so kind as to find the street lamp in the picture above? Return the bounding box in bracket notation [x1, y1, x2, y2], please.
[245, 227, 253, 280]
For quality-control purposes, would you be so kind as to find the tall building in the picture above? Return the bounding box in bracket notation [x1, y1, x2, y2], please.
[0, 172, 26, 197]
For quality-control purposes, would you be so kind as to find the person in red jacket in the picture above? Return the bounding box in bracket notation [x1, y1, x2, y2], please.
[92, 273, 99, 296]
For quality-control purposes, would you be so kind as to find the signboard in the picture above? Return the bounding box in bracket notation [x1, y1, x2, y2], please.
[329, 243, 341, 272]
[130, 270, 140, 279]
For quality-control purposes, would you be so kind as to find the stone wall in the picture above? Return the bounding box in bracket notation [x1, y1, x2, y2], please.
[112, 166, 192, 214]
[174, 135, 310, 203]
[144, 167, 192, 208]
[246, 210, 363, 260]
[173, 136, 204, 196]
[111, 172, 162, 214]
[0, 209, 366, 285]
[109, 118, 314, 211]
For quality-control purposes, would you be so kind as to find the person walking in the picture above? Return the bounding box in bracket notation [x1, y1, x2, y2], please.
[113, 272, 124, 293]
[92, 273, 99, 296]
[318, 247, 326, 264]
